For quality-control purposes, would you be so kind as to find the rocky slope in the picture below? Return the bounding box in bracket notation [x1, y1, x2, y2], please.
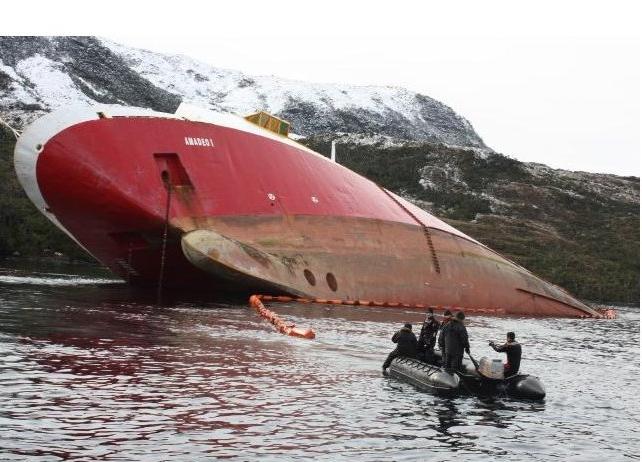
[0, 37, 180, 121]
[0, 36, 485, 148]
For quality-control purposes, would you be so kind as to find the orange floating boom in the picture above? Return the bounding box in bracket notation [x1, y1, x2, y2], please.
[253, 295, 615, 319]
[249, 295, 316, 339]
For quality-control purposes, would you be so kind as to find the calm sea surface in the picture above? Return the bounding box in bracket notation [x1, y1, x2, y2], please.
[0, 261, 639, 461]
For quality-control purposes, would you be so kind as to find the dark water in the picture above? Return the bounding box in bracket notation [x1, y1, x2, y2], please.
[0, 262, 639, 461]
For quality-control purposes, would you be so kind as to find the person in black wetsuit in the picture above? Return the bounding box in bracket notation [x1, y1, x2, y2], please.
[442, 311, 470, 373]
[489, 331, 522, 377]
[418, 309, 440, 362]
[437, 309, 453, 363]
[382, 323, 418, 373]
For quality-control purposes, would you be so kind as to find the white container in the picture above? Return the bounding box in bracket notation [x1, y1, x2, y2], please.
[478, 356, 504, 379]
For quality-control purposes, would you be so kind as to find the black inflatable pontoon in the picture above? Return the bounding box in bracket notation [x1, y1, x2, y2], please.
[387, 356, 545, 400]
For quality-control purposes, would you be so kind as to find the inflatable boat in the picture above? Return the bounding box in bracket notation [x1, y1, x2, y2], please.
[387, 356, 546, 400]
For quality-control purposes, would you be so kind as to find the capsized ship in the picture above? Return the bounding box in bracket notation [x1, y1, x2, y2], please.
[14, 104, 602, 317]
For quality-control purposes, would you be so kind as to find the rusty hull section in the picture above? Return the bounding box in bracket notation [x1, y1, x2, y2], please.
[176, 214, 599, 317]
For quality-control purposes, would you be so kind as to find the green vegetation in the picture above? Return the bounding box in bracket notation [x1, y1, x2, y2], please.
[0, 126, 90, 261]
[449, 214, 639, 304]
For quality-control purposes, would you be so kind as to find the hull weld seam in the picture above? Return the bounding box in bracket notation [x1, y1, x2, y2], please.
[378, 187, 441, 273]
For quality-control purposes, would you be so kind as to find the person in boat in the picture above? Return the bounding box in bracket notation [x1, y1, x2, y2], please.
[418, 308, 440, 362]
[437, 309, 453, 361]
[382, 323, 418, 373]
[442, 311, 470, 373]
[489, 331, 522, 377]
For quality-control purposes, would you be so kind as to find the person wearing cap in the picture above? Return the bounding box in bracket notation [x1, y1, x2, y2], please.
[442, 311, 470, 373]
[437, 309, 453, 363]
[489, 331, 522, 377]
[382, 323, 418, 373]
[418, 308, 440, 362]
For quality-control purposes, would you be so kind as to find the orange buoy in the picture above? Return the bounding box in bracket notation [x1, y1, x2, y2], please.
[596, 308, 617, 319]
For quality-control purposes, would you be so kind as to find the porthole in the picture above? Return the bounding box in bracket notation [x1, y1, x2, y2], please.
[304, 269, 316, 286]
[326, 272, 338, 292]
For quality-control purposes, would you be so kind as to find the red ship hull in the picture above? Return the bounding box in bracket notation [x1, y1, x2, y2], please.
[14, 105, 601, 317]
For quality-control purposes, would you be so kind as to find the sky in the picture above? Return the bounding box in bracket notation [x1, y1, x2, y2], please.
[5, 0, 641, 176]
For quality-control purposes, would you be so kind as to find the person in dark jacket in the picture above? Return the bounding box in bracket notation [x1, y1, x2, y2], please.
[442, 311, 470, 373]
[437, 309, 453, 360]
[489, 331, 522, 377]
[382, 323, 418, 372]
[418, 309, 440, 362]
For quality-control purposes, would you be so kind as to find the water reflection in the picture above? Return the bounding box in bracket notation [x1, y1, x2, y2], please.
[0, 263, 639, 461]
[432, 399, 467, 442]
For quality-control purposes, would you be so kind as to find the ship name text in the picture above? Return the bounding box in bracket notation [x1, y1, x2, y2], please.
[185, 136, 215, 147]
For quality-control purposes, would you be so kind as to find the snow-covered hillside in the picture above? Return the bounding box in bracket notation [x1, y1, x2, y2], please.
[0, 37, 180, 123]
[0, 36, 486, 148]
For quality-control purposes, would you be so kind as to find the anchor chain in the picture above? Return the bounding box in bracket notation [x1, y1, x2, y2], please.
[126, 243, 133, 284]
[157, 172, 172, 304]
